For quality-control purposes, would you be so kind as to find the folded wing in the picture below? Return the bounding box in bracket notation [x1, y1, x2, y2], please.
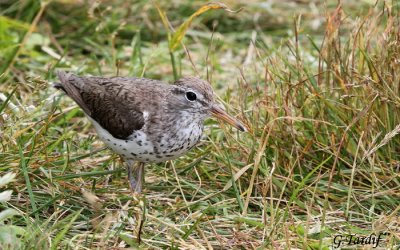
[55, 71, 145, 139]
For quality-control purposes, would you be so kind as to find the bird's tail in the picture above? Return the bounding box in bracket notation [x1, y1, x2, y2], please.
[53, 70, 92, 115]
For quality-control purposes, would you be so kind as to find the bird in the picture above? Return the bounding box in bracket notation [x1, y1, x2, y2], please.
[54, 71, 246, 193]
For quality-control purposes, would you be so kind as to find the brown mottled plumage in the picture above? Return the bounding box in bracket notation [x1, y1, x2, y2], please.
[55, 71, 246, 193]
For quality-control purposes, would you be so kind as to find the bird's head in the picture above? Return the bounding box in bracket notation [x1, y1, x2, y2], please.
[170, 77, 247, 132]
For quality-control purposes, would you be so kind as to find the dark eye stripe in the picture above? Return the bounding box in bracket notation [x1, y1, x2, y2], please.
[198, 100, 207, 106]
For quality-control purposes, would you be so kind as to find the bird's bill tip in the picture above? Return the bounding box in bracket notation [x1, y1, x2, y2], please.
[211, 105, 247, 132]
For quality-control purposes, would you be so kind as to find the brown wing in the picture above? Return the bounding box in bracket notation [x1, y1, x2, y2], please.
[55, 71, 145, 140]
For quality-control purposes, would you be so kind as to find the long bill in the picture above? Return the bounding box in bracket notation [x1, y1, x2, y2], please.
[210, 104, 247, 132]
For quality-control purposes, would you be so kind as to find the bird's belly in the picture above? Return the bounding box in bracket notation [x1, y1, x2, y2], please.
[151, 124, 203, 162]
[90, 117, 203, 163]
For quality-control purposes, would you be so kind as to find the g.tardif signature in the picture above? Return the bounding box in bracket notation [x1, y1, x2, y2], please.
[332, 232, 388, 249]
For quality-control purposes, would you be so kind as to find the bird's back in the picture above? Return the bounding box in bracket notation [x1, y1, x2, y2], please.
[55, 71, 169, 139]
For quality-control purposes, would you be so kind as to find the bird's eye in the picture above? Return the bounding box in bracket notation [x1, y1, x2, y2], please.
[185, 91, 197, 101]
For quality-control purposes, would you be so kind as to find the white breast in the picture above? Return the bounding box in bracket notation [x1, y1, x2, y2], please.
[88, 115, 203, 163]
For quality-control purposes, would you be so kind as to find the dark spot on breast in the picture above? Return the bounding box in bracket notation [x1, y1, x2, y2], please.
[160, 144, 164, 147]
[113, 143, 116, 146]
[144, 150, 148, 154]
[137, 140, 142, 146]
[131, 153, 137, 156]
[156, 155, 162, 158]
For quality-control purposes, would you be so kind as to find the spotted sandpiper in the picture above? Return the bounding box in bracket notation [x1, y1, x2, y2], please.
[55, 71, 246, 193]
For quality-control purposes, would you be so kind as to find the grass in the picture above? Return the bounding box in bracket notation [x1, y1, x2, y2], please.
[0, 0, 399, 249]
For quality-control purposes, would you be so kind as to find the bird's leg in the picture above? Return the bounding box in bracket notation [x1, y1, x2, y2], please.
[127, 161, 145, 193]
[126, 161, 146, 244]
